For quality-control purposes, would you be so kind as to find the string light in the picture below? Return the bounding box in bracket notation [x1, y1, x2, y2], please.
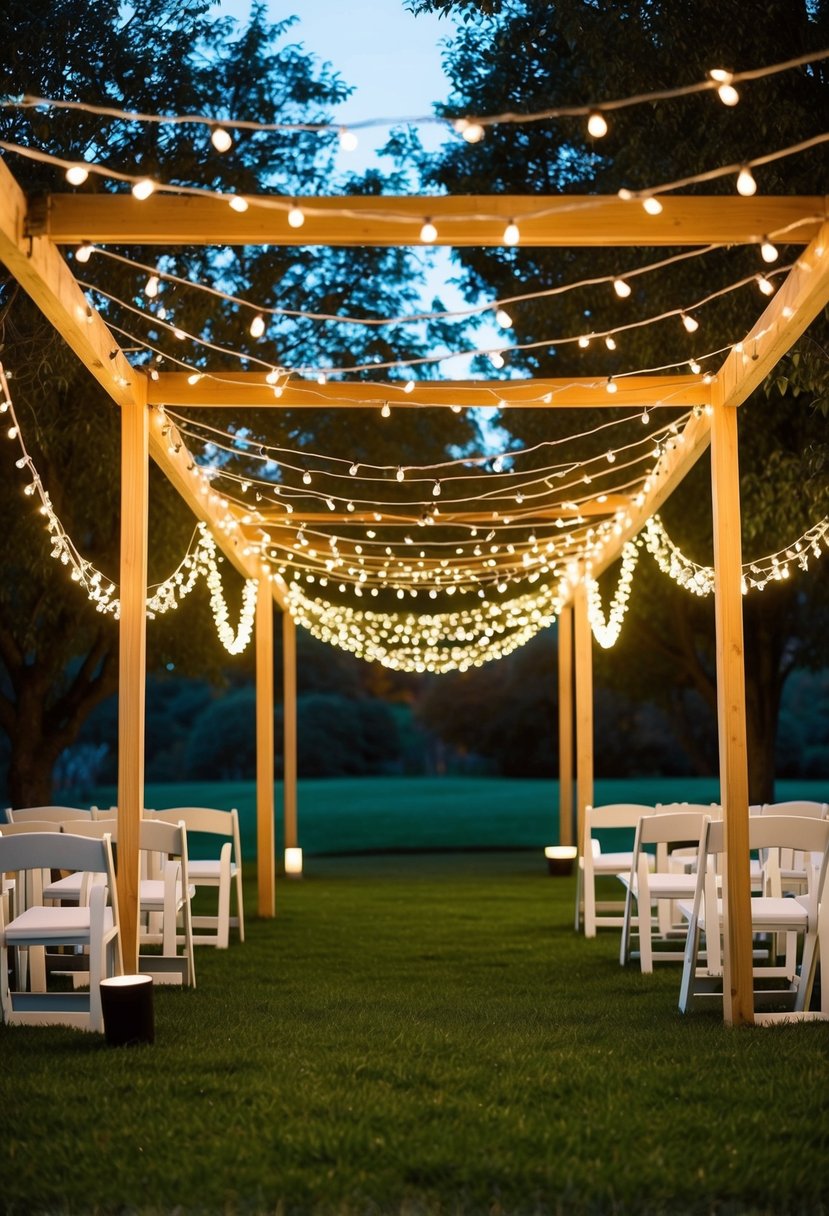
[681, 312, 699, 333]
[613, 277, 632, 298]
[503, 219, 520, 246]
[587, 541, 638, 648]
[642, 196, 663, 215]
[229, 195, 249, 212]
[760, 237, 779, 263]
[736, 165, 757, 196]
[587, 111, 608, 138]
[131, 177, 156, 200]
[210, 125, 233, 153]
[338, 127, 358, 151]
[756, 274, 775, 296]
[75, 243, 94, 264]
[287, 204, 305, 229]
[249, 314, 266, 338]
[420, 218, 438, 243]
[65, 164, 89, 186]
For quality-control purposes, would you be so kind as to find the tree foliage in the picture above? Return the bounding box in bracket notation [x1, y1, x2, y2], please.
[0, 0, 475, 803]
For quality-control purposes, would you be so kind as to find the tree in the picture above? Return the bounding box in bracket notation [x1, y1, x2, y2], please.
[0, 1, 476, 804]
[411, 0, 829, 799]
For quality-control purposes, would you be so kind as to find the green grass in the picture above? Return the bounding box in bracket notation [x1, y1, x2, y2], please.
[2, 854, 828, 1215]
[90, 775, 829, 860]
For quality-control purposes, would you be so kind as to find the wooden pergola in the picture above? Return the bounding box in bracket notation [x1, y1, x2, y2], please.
[1, 156, 827, 1026]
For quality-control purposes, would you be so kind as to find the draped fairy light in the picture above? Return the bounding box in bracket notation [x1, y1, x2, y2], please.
[285, 580, 564, 674]
[0, 364, 258, 654]
[642, 514, 829, 594]
[5, 50, 825, 145]
[586, 540, 639, 648]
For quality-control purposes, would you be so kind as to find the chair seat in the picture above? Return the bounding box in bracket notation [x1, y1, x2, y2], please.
[582, 850, 654, 874]
[678, 896, 808, 931]
[622, 871, 698, 899]
[5, 905, 115, 941]
[42, 872, 84, 900]
[139, 879, 194, 909]
[188, 860, 239, 880]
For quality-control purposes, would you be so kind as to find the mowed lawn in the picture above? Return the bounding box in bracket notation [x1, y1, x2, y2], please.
[90, 774, 829, 860]
[2, 851, 828, 1215]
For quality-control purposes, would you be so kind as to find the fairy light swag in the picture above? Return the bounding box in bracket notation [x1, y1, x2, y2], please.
[0, 363, 258, 655]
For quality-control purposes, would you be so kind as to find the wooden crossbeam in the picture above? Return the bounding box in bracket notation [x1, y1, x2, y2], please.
[42, 193, 826, 247]
[248, 498, 631, 528]
[587, 220, 829, 580]
[149, 372, 707, 410]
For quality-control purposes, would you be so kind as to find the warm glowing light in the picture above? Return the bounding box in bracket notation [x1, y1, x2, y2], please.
[249, 314, 266, 338]
[65, 164, 89, 186]
[132, 178, 156, 201]
[642, 196, 663, 215]
[736, 165, 757, 196]
[681, 312, 699, 333]
[587, 111, 608, 138]
[613, 278, 632, 299]
[287, 204, 305, 229]
[229, 195, 249, 212]
[420, 218, 438, 243]
[285, 847, 303, 876]
[760, 238, 779, 263]
[210, 125, 233, 153]
[495, 308, 513, 328]
[339, 128, 358, 151]
[503, 220, 520, 246]
[75, 244, 94, 264]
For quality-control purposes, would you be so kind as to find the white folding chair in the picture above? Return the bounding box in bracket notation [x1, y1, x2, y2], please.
[5, 806, 95, 825]
[619, 809, 710, 972]
[0, 831, 121, 1032]
[760, 801, 828, 896]
[678, 815, 829, 1018]
[575, 804, 655, 937]
[151, 807, 244, 948]
[63, 819, 196, 987]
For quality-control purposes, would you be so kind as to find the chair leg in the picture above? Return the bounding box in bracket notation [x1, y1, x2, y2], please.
[678, 915, 701, 1013]
[234, 869, 245, 943]
[583, 867, 597, 938]
[216, 852, 231, 950]
[639, 896, 653, 974]
[574, 865, 583, 932]
[619, 883, 632, 966]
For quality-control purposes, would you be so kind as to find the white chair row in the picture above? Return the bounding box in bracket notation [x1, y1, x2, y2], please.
[5, 804, 245, 949]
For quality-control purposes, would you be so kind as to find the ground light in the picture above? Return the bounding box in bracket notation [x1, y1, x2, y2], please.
[544, 844, 577, 876]
[284, 846, 303, 877]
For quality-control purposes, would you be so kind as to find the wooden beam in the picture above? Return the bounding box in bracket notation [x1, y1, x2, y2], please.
[256, 577, 275, 918]
[150, 372, 709, 411]
[282, 611, 298, 855]
[716, 220, 829, 409]
[115, 376, 148, 975]
[0, 159, 134, 405]
[709, 394, 754, 1028]
[250, 496, 631, 530]
[573, 578, 594, 856]
[44, 193, 825, 247]
[557, 603, 574, 848]
[589, 220, 829, 580]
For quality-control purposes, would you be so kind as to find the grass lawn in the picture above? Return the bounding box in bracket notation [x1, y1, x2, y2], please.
[90, 775, 829, 860]
[2, 851, 828, 1215]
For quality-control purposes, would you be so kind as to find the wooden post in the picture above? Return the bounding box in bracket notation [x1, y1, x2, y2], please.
[116, 379, 148, 974]
[710, 396, 754, 1026]
[573, 579, 594, 854]
[282, 609, 298, 853]
[557, 604, 574, 846]
[256, 578, 275, 917]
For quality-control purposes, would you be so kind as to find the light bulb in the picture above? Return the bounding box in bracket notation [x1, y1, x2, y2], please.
[266, 367, 280, 384]
[736, 166, 757, 196]
[718, 83, 739, 106]
[420, 218, 438, 243]
[302, 470, 312, 485]
[396, 467, 405, 482]
[210, 125, 233, 153]
[756, 274, 775, 296]
[503, 220, 520, 246]
[349, 463, 359, 476]
[606, 450, 616, 464]
[249, 314, 265, 338]
[65, 165, 89, 186]
[339, 128, 358, 152]
[606, 377, 617, 394]
[287, 205, 305, 229]
[613, 277, 631, 298]
[641, 409, 650, 425]
[681, 312, 699, 333]
[317, 371, 327, 385]
[642, 196, 663, 216]
[145, 274, 159, 298]
[187, 372, 203, 385]
[132, 178, 156, 201]
[760, 238, 778, 263]
[587, 111, 608, 138]
[489, 352, 505, 369]
[381, 403, 391, 418]
[433, 481, 441, 497]
[403, 380, 415, 394]
[689, 359, 701, 374]
[229, 195, 249, 212]
[605, 336, 617, 351]
[462, 121, 485, 143]
[578, 336, 590, 349]
[75, 244, 94, 264]
[495, 308, 513, 328]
